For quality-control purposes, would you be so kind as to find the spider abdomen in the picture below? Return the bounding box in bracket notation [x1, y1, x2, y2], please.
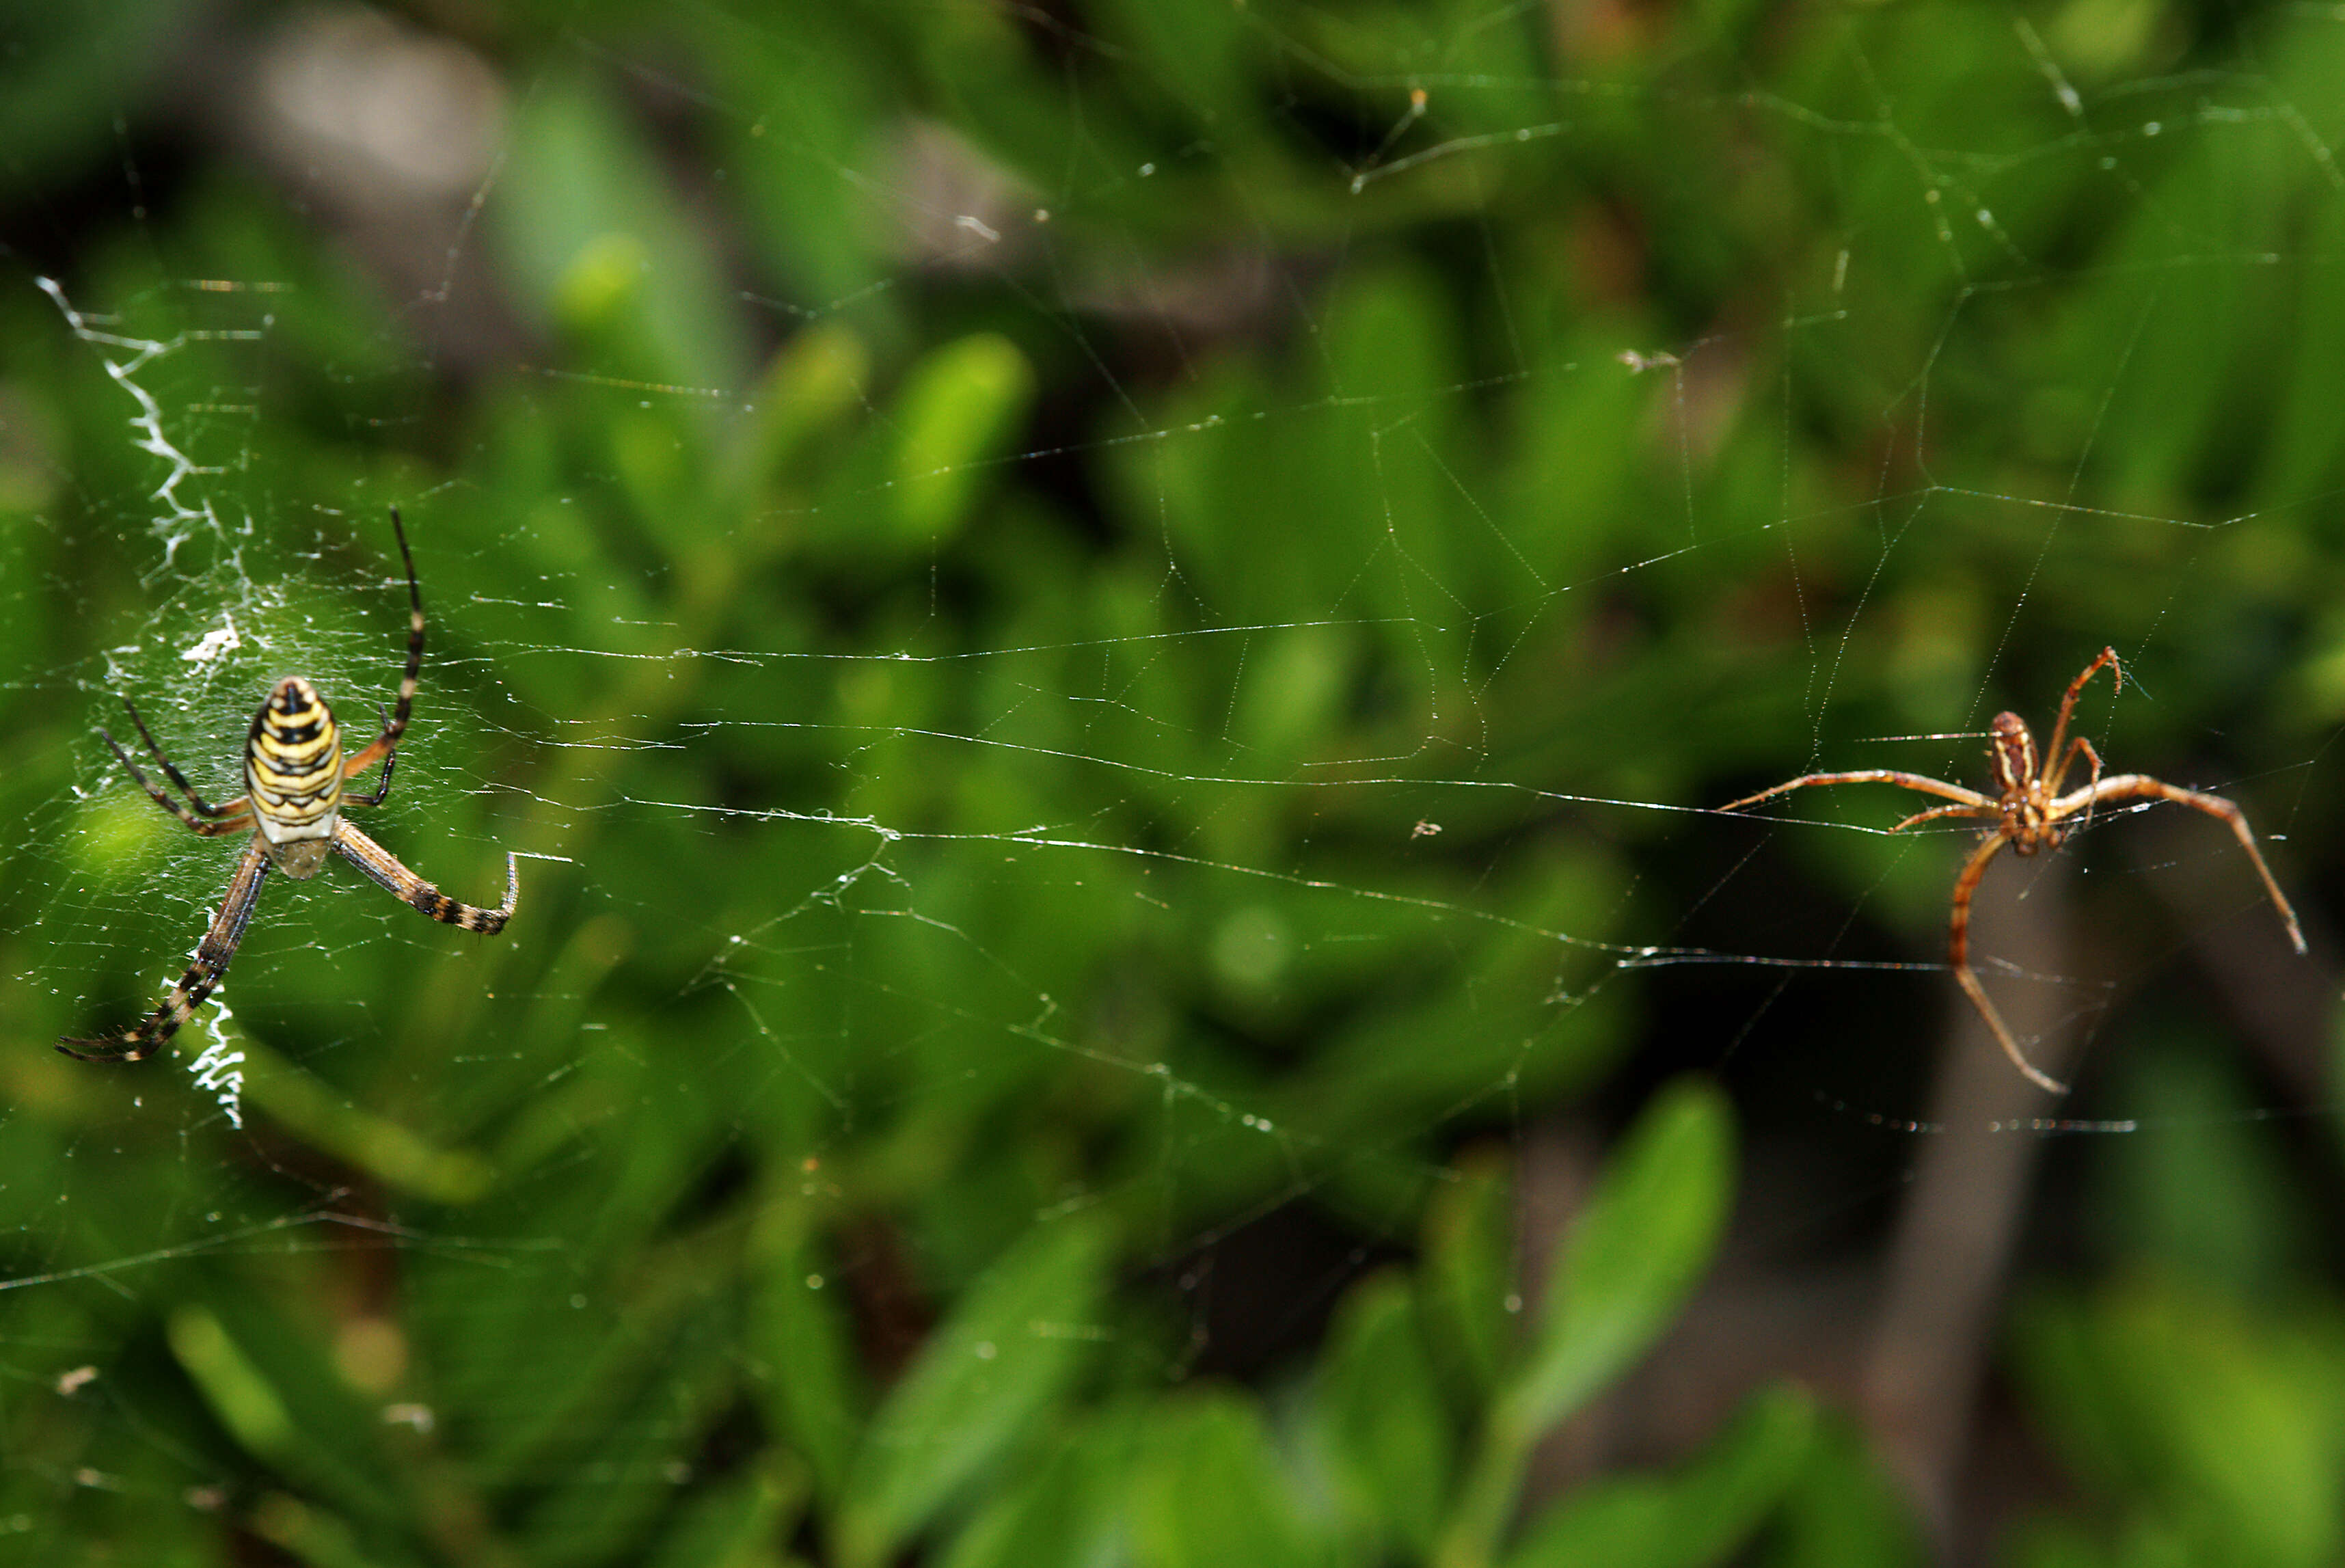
[246, 676, 345, 868]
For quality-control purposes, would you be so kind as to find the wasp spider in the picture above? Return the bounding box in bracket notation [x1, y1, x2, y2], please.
[60, 509, 517, 1064]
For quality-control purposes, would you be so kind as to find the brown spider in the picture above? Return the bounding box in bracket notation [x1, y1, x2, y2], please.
[1723, 648, 2305, 1094]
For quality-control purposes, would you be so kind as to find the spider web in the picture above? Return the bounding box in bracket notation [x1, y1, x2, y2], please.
[3, 0, 2342, 1559]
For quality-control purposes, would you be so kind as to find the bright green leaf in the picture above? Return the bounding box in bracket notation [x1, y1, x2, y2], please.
[1422, 1146, 1516, 1406]
[890, 333, 1035, 543]
[645, 1459, 806, 1568]
[1513, 1076, 1736, 1433]
[1314, 1270, 1451, 1556]
[835, 1213, 1113, 1567]
[2012, 1275, 2345, 1568]
[937, 1433, 1114, 1568]
[1504, 1382, 1815, 1568]
[1131, 1390, 1323, 1568]
[748, 1208, 867, 1505]
[1440, 1079, 1736, 1568]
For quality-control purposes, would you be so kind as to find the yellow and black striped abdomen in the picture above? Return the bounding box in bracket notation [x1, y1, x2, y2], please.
[245, 677, 344, 863]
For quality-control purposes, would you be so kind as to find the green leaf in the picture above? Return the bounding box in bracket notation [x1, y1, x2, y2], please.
[937, 1429, 1120, 1568]
[1513, 1076, 1736, 1431]
[1763, 1414, 1929, 1568]
[234, 1036, 496, 1204]
[167, 1302, 405, 1533]
[169, 1303, 299, 1460]
[835, 1213, 1113, 1567]
[889, 332, 1035, 543]
[1439, 1078, 1737, 1568]
[1504, 1383, 1815, 1568]
[1131, 1390, 1324, 1568]
[495, 73, 743, 389]
[644, 1460, 806, 1568]
[737, 323, 873, 496]
[748, 1201, 867, 1504]
[1421, 1146, 1516, 1407]
[2011, 1275, 2345, 1568]
[1314, 1270, 1451, 1556]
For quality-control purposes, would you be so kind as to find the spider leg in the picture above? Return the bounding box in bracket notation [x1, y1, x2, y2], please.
[380, 506, 424, 753]
[2052, 773, 2306, 954]
[119, 697, 243, 817]
[1888, 802, 1996, 833]
[338, 509, 426, 795]
[99, 715, 252, 835]
[342, 703, 398, 806]
[58, 836, 271, 1063]
[2042, 647, 2121, 772]
[1722, 770, 1994, 814]
[332, 819, 517, 933]
[2044, 735, 2102, 803]
[1947, 830, 2069, 1095]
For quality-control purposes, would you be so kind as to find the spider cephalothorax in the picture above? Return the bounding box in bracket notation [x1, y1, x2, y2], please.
[60, 509, 517, 1064]
[1724, 649, 2303, 1094]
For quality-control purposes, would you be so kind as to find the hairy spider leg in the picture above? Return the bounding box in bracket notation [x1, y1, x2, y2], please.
[1720, 770, 1994, 816]
[98, 705, 252, 835]
[58, 838, 271, 1062]
[2042, 646, 2121, 772]
[1889, 802, 1998, 833]
[344, 703, 398, 807]
[117, 697, 251, 823]
[332, 821, 517, 932]
[2053, 774, 2306, 954]
[340, 506, 424, 800]
[1945, 830, 2068, 1095]
[2041, 648, 2119, 831]
[2044, 736, 2103, 807]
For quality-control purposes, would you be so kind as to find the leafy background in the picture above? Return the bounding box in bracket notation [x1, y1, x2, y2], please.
[4, 1, 2345, 1564]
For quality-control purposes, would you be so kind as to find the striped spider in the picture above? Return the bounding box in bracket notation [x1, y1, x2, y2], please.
[60, 509, 517, 1064]
[1724, 649, 2304, 1094]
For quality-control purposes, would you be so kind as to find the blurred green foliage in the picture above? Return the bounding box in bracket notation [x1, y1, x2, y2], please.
[4, 0, 2345, 1563]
